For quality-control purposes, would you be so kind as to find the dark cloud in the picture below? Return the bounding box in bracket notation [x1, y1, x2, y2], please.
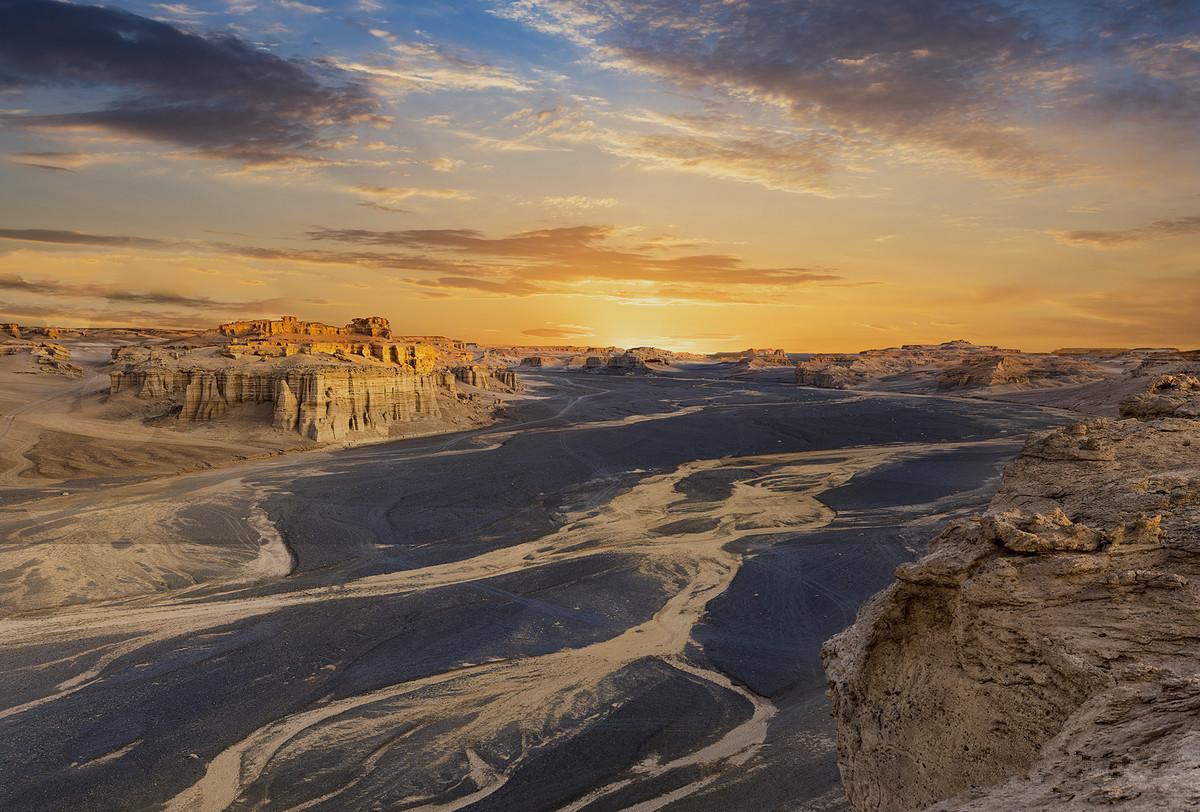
[1054, 215, 1200, 246]
[504, 0, 1200, 179]
[0, 273, 285, 311]
[0, 227, 471, 274]
[0, 228, 177, 248]
[0, 0, 378, 164]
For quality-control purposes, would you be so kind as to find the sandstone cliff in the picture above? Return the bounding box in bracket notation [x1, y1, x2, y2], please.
[451, 365, 517, 390]
[218, 314, 392, 339]
[272, 366, 439, 442]
[110, 345, 447, 442]
[822, 373, 1200, 810]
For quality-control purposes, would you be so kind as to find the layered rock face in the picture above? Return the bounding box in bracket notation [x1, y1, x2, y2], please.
[272, 367, 439, 442]
[218, 315, 392, 339]
[795, 341, 1108, 393]
[712, 347, 792, 365]
[109, 329, 451, 442]
[823, 376, 1200, 811]
[451, 365, 517, 390]
[604, 353, 658, 374]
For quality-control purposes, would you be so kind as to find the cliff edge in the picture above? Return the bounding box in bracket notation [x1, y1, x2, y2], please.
[822, 373, 1200, 810]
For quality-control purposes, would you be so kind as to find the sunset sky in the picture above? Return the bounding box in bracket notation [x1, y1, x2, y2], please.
[1, 0, 1198, 351]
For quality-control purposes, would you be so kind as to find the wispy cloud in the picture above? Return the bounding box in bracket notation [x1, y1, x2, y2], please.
[347, 184, 475, 213]
[0, 223, 845, 305]
[522, 323, 594, 338]
[497, 0, 1200, 186]
[326, 37, 533, 94]
[1051, 215, 1200, 246]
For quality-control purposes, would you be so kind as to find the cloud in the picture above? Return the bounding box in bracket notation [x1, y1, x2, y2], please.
[497, 0, 1200, 184]
[0, 228, 179, 249]
[0, 222, 845, 305]
[7, 151, 127, 171]
[537, 195, 618, 210]
[348, 184, 472, 207]
[425, 156, 464, 172]
[307, 224, 843, 287]
[0, 273, 279, 310]
[419, 276, 547, 296]
[0, 226, 471, 274]
[1052, 215, 1200, 247]
[523, 323, 594, 338]
[325, 39, 533, 94]
[0, 0, 379, 166]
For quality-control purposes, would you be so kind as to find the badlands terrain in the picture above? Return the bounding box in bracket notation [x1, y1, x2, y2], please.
[0, 324, 1195, 810]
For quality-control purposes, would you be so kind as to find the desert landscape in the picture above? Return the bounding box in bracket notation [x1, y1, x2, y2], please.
[1, 315, 1198, 809]
[3, 0, 1199, 808]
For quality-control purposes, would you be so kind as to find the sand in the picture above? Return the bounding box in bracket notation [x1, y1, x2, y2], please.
[0, 368, 1071, 810]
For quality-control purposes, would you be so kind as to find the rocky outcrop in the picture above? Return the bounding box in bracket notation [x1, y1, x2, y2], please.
[1119, 373, 1200, 419]
[218, 315, 392, 339]
[604, 353, 657, 374]
[822, 379, 1200, 811]
[110, 341, 445, 440]
[795, 364, 855, 389]
[451, 365, 517, 390]
[271, 366, 439, 442]
[711, 347, 792, 365]
[937, 354, 1105, 390]
[2, 323, 20, 338]
[1, 341, 81, 376]
[797, 341, 1111, 393]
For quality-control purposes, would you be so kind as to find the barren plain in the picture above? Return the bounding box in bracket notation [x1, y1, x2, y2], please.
[0, 328, 1079, 811]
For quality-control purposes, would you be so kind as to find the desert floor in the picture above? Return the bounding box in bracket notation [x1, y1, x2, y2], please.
[0, 369, 1068, 811]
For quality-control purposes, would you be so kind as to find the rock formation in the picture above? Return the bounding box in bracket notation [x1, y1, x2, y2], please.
[108, 315, 463, 441]
[217, 315, 392, 339]
[113, 359, 443, 440]
[451, 365, 517, 390]
[711, 347, 792, 365]
[1119, 373, 1200, 419]
[272, 366, 439, 442]
[796, 341, 1111, 393]
[822, 374, 1200, 811]
[0, 341, 81, 376]
[603, 353, 658, 374]
[2, 323, 20, 338]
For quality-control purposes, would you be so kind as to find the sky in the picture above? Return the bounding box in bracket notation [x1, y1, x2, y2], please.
[0, 0, 1198, 352]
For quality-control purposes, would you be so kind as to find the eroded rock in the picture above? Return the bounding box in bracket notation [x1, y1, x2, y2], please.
[823, 376, 1200, 811]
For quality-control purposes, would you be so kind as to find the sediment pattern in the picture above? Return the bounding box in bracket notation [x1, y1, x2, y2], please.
[0, 374, 1064, 810]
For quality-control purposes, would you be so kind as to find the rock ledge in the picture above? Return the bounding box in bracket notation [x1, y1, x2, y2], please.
[823, 376, 1200, 810]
